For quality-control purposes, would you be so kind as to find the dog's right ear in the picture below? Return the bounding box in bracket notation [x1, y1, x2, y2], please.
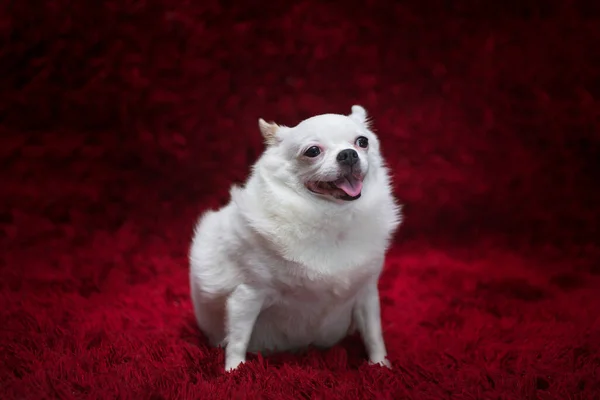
[258, 118, 280, 146]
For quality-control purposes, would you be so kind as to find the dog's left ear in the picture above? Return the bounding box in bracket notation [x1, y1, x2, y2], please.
[349, 105, 369, 127]
[258, 118, 280, 146]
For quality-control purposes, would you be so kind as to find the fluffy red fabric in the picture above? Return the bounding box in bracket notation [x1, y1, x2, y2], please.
[1, 0, 599, 398]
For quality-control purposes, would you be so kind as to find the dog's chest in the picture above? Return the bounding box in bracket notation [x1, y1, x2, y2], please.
[275, 225, 386, 274]
[269, 255, 375, 304]
[263, 222, 384, 301]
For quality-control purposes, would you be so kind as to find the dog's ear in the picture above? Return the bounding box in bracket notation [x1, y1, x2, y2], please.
[349, 105, 369, 127]
[258, 118, 280, 146]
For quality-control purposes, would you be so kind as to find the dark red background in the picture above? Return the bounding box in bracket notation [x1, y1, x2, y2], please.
[1, 0, 599, 398]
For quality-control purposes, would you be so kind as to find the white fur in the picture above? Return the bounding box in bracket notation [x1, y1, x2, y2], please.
[189, 106, 402, 371]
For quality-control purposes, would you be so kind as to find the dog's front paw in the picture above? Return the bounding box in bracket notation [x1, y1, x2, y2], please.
[225, 356, 245, 372]
[369, 357, 392, 369]
[225, 360, 243, 372]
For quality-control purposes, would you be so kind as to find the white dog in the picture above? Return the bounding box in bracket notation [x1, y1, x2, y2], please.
[189, 105, 401, 371]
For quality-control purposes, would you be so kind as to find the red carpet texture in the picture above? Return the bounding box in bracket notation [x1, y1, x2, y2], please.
[1, 0, 599, 399]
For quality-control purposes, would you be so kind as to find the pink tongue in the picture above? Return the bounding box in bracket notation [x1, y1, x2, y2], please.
[334, 175, 363, 197]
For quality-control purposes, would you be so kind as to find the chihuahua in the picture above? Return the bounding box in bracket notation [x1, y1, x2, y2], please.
[189, 106, 401, 371]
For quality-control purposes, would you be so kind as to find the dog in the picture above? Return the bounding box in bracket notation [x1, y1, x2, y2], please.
[189, 105, 401, 371]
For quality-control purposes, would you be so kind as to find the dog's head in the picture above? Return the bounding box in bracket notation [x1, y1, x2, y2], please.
[258, 106, 383, 203]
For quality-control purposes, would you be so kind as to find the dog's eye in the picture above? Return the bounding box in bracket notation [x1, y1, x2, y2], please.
[304, 146, 321, 157]
[356, 136, 369, 148]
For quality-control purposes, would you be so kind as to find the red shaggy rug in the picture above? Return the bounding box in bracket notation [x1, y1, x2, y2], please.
[1, 1, 599, 399]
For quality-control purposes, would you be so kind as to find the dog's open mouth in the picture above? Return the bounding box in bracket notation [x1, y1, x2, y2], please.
[306, 175, 363, 201]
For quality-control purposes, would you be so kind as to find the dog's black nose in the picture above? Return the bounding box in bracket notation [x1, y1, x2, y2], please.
[336, 149, 359, 166]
